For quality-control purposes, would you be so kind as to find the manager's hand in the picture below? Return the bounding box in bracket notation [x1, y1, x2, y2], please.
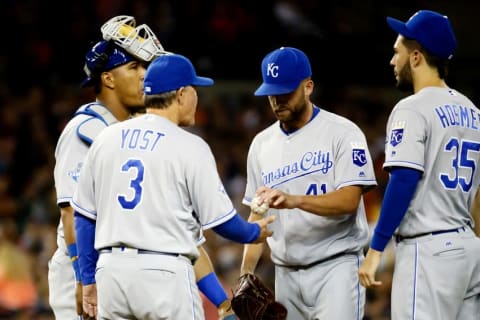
[252, 215, 275, 243]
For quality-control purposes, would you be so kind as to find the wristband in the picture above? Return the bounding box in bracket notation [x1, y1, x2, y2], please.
[67, 243, 81, 282]
[197, 272, 228, 308]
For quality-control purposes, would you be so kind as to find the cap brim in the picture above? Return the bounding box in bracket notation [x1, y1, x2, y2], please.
[254, 83, 297, 96]
[192, 76, 214, 87]
[386, 17, 415, 39]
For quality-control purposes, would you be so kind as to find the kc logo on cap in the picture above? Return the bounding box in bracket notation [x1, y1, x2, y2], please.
[266, 63, 280, 78]
[254, 47, 312, 96]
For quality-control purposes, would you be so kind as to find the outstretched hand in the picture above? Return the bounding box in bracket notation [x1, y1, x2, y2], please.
[252, 215, 276, 243]
[358, 248, 383, 288]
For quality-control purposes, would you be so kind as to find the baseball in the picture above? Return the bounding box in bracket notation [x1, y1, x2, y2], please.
[250, 196, 269, 215]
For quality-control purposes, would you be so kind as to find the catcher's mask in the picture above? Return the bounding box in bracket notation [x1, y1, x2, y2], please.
[81, 15, 168, 87]
[101, 15, 167, 62]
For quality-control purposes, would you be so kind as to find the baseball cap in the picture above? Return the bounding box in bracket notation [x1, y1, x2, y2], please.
[386, 10, 457, 60]
[254, 47, 312, 96]
[143, 53, 214, 95]
[82, 40, 137, 87]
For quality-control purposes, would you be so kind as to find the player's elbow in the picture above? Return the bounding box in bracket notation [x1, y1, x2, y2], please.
[333, 186, 363, 214]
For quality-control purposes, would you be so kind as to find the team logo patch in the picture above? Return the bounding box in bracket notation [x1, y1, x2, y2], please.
[68, 162, 83, 182]
[389, 121, 406, 147]
[351, 142, 367, 167]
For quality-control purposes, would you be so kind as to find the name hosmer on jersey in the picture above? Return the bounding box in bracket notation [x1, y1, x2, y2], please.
[262, 150, 333, 186]
[120, 128, 165, 151]
[435, 104, 480, 130]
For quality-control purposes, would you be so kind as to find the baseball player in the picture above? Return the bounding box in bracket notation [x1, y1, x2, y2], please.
[48, 15, 164, 319]
[240, 47, 377, 320]
[359, 10, 480, 319]
[71, 53, 275, 319]
[48, 16, 235, 320]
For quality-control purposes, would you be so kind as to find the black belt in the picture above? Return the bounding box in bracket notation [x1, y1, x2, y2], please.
[279, 252, 357, 270]
[98, 246, 179, 256]
[395, 226, 466, 243]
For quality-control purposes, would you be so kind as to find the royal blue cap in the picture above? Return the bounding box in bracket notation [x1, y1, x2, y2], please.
[387, 10, 457, 60]
[144, 53, 214, 95]
[82, 40, 136, 87]
[254, 47, 312, 96]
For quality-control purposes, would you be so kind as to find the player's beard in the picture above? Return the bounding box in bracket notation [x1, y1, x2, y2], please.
[274, 100, 309, 131]
[396, 61, 414, 93]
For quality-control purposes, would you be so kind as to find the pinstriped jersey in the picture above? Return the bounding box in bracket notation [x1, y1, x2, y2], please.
[384, 87, 480, 236]
[53, 103, 118, 253]
[72, 114, 235, 259]
[243, 107, 377, 266]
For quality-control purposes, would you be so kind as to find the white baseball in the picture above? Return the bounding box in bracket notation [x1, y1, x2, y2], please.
[250, 196, 269, 215]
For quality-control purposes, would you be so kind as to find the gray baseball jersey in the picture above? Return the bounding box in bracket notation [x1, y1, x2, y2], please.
[384, 87, 480, 319]
[49, 102, 118, 319]
[72, 113, 235, 259]
[54, 103, 119, 251]
[384, 87, 480, 235]
[243, 106, 376, 319]
[243, 107, 377, 266]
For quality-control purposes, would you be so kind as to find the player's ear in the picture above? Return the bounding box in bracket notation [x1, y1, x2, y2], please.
[410, 50, 422, 68]
[176, 86, 185, 104]
[102, 72, 115, 89]
[304, 79, 314, 95]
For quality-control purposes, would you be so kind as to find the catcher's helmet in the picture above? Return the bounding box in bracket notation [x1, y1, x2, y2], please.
[81, 40, 136, 87]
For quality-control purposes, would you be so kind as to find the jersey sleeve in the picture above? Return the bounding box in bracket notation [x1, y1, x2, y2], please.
[243, 137, 264, 205]
[54, 116, 109, 205]
[54, 127, 89, 205]
[334, 127, 377, 191]
[71, 145, 97, 220]
[187, 140, 236, 230]
[383, 106, 426, 172]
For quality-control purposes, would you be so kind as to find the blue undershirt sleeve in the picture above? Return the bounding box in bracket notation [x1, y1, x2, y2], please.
[197, 272, 228, 307]
[212, 214, 260, 243]
[74, 211, 98, 285]
[370, 167, 422, 252]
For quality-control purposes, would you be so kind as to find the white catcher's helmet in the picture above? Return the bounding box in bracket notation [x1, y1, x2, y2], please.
[101, 15, 168, 62]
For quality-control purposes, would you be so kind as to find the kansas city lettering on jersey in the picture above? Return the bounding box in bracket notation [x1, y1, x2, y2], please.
[120, 128, 165, 151]
[262, 150, 333, 185]
[435, 104, 480, 130]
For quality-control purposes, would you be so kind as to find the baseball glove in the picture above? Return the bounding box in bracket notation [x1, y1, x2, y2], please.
[231, 273, 287, 320]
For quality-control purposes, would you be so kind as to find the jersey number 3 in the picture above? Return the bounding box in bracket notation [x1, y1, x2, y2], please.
[440, 138, 480, 192]
[118, 159, 144, 209]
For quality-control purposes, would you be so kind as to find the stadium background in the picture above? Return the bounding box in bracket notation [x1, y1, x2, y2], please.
[0, 1, 479, 319]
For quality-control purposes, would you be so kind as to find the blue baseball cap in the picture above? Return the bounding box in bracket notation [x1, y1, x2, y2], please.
[254, 47, 312, 96]
[387, 10, 457, 60]
[82, 40, 136, 87]
[144, 53, 214, 95]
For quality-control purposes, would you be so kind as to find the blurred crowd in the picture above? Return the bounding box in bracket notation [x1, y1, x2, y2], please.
[1, 1, 479, 319]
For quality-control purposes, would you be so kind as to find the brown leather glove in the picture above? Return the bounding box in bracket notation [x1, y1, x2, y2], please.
[231, 273, 287, 320]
